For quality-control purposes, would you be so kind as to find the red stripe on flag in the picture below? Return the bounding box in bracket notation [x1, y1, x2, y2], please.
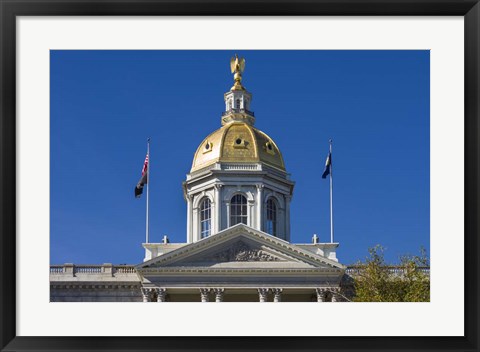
[141, 155, 149, 176]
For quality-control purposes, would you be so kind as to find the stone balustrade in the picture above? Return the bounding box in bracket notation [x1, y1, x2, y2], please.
[222, 163, 260, 171]
[50, 264, 137, 277]
[345, 266, 430, 277]
[51, 264, 430, 278]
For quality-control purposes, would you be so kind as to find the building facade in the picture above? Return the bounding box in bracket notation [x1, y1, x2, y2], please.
[50, 56, 347, 302]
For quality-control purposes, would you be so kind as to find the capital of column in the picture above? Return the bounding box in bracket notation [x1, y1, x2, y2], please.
[214, 288, 225, 302]
[258, 288, 270, 302]
[214, 184, 224, 191]
[200, 288, 211, 302]
[141, 287, 154, 302]
[155, 288, 167, 302]
[272, 288, 283, 302]
[330, 287, 341, 302]
[256, 184, 264, 191]
[315, 288, 327, 302]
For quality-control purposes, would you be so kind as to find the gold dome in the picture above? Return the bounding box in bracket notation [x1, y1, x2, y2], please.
[191, 122, 285, 172]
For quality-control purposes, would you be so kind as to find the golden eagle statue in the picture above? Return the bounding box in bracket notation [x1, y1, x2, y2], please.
[230, 54, 246, 74]
[229, 54, 246, 90]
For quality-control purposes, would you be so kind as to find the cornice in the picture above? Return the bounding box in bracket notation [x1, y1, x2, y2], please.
[140, 267, 343, 276]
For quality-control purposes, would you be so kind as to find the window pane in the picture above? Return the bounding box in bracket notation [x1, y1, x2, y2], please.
[200, 198, 211, 238]
[266, 199, 277, 236]
[230, 195, 247, 226]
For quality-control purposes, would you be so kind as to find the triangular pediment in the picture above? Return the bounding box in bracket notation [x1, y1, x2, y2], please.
[181, 238, 287, 264]
[136, 224, 345, 271]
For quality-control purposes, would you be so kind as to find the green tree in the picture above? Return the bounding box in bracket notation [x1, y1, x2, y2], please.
[352, 245, 430, 302]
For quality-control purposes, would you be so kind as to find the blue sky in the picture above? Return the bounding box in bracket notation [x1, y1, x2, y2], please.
[50, 50, 429, 265]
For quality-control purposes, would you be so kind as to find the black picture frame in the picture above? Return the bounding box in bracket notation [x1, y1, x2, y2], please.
[1, 1, 478, 351]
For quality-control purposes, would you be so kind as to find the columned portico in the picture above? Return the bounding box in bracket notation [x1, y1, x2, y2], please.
[137, 224, 345, 303]
[138, 285, 347, 303]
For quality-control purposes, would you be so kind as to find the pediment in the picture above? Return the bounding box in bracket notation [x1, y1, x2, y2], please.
[137, 224, 345, 271]
[188, 239, 285, 264]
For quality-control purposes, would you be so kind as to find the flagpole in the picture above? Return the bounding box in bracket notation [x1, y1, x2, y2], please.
[329, 139, 334, 243]
[146, 138, 150, 244]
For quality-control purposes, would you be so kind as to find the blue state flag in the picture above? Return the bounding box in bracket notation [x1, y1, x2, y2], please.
[322, 152, 332, 179]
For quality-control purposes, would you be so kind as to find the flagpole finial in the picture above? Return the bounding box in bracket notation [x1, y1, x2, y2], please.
[329, 139, 333, 144]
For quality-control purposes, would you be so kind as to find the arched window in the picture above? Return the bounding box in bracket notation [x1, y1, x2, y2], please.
[200, 198, 211, 238]
[265, 198, 277, 236]
[230, 194, 247, 226]
[236, 99, 241, 109]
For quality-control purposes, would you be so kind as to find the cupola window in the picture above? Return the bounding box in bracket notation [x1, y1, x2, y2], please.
[266, 198, 277, 236]
[236, 99, 241, 109]
[230, 194, 247, 226]
[200, 198, 212, 238]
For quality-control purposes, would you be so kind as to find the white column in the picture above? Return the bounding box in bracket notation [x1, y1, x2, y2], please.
[214, 184, 222, 233]
[226, 202, 230, 228]
[248, 200, 255, 227]
[200, 288, 210, 302]
[214, 288, 225, 302]
[141, 288, 152, 302]
[256, 184, 264, 231]
[315, 288, 326, 302]
[155, 288, 167, 302]
[186, 194, 193, 243]
[285, 195, 291, 242]
[273, 288, 282, 302]
[258, 288, 269, 302]
[331, 288, 341, 302]
[192, 204, 199, 242]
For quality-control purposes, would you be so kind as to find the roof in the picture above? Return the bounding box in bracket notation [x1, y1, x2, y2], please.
[191, 122, 285, 172]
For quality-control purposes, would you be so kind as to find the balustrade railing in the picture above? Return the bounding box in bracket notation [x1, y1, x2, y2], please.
[345, 266, 430, 276]
[50, 264, 429, 277]
[75, 266, 102, 274]
[222, 163, 260, 171]
[50, 265, 64, 274]
[114, 266, 137, 274]
[222, 108, 254, 117]
[49, 264, 137, 276]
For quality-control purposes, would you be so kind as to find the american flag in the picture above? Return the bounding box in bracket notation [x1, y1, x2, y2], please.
[135, 154, 149, 198]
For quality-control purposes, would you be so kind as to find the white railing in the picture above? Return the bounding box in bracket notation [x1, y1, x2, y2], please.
[345, 266, 430, 277]
[50, 266, 64, 274]
[222, 164, 260, 171]
[75, 266, 102, 274]
[114, 266, 137, 274]
[50, 264, 137, 276]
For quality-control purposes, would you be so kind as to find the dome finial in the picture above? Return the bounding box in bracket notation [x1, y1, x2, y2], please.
[230, 54, 246, 91]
